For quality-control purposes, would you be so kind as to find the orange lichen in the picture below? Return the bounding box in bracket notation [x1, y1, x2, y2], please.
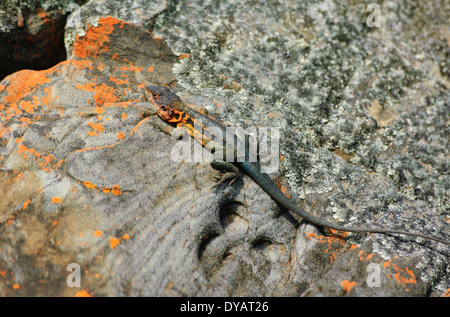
[18, 143, 29, 153]
[42, 154, 54, 165]
[76, 82, 120, 105]
[72, 17, 125, 59]
[94, 230, 103, 237]
[119, 65, 143, 73]
[340, 280, 356, 292]
[22, 199, 31, 210]
[0, 67, 59, 149]
[109, 75, 128, 85]
[383, 260, 417, 292]
[109, 237, 120, 249]
[12, 149, 59, 172]
[82, 180, 123, 197]
[36, 8, 49, 21]
[93, 106, 104, 114]
[74, 289, 93, 297]
[13, 172, 23, 182]
[129, 116, 153, 136]
[70, 59, 94, 70]
[19, 100, 35, 113]
[110, 185, 122, 195]
[51, 197, 62, 203]
[3, 69, 52, 104]
[394, 267, 416, 289]
[358, 250, 374, 262]
[83, 181, 97, 190]
[306, 231, 351, 263]
[88, 122, 105, 133]
[275, 177, 291, 198]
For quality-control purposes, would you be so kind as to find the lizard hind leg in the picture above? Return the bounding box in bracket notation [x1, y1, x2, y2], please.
[210, 161, 241, 191]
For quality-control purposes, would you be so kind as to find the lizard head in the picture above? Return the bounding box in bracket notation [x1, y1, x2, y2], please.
[145, 85, 181, 121]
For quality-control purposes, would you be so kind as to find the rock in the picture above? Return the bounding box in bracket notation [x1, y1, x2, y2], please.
[0, 1, 71, 80]
[0, 0, 449, 297]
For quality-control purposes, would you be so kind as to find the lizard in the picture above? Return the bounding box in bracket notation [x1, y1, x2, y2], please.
[143, 85, 450, 246]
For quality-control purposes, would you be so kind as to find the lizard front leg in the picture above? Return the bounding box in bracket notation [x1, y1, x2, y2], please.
[143, 115, 185, 140]
[210, 161, 241, 190]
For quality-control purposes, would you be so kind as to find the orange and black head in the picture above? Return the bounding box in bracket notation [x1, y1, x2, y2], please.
[145, 85, 182, 122]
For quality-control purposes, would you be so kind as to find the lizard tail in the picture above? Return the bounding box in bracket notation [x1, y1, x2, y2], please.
[241, 162, 450, 246]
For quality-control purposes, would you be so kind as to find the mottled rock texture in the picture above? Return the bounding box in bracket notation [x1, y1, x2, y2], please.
[0, 1, 90, 80]
[0, 0, 449, 296]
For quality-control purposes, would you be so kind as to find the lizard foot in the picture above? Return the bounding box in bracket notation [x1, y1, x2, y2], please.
[210, 161, 241, 191]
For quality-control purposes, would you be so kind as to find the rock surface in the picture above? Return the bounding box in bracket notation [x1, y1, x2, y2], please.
[0, 1, 85, 80]
[0, 0, 449, 296]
